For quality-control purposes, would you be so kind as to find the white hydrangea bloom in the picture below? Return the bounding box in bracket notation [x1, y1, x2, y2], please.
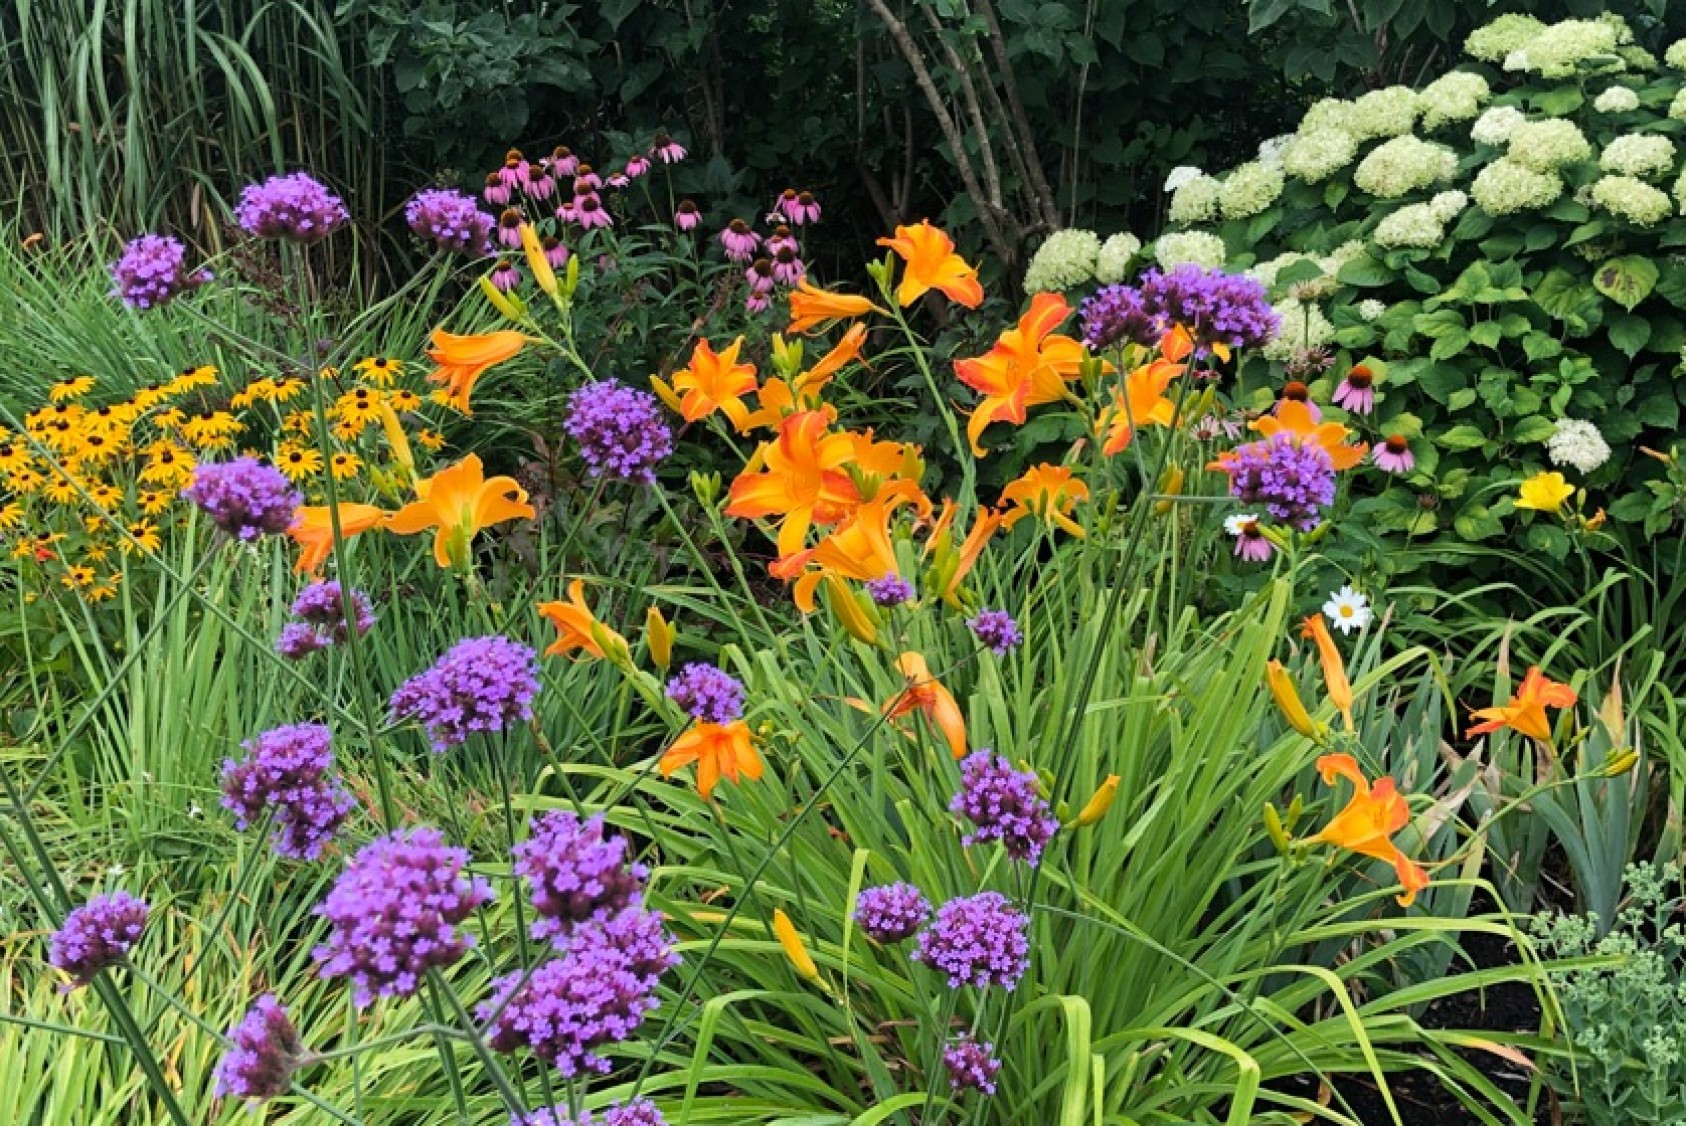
[1471, 106, 1527, 147]
[1301, 99, 1355, 135]
[1321, 240, 1367, 273]
[1350, 87, 1421, 140]
[1520, 20, 1623, 78]
[1506, 120, 1592, 172]
[1357, 298, 1389, 322]
[1594, 85, 1641, 114]
[1471, 159, 1564, 215]
[1598, 13, 1635, 46]
[1022, 229, 1101, 293]
[1256, 134, 1295, 169]
[1590, 174, 1672, 226]
[1262, 298, 1334, 361]
[1546, 419, 1611, 473]
[1094, 233, 1140, 284]
[1219, 161, 1286, 220]
[1154, 230, 1228, 270]
[1466, 14, 1547, 62]
[1164, 166, 1205, 192]
[1353, 135, 1458, 199]
[1282, 129, 1358, 183]
[1246, 252, 1317, 292]
[1429, 190, 1470, 222]
[1503, 50, 1531, 73]
[1599, 134, 1677, 179]
[1373, 203, 1446, 249]
[1419, 71, 1491, 131]
[1617, 46, 1658, 72]
[1667, 39, 1686, 70]
[1675, 167, 1686, 215]
[1669, 89, 1686, 121]
[1168, 175, 1222, 226]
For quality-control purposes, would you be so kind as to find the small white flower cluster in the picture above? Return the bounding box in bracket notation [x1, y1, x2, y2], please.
[1471, 159, 1564, 216]
[1353, 135, 1457, 199]
[1594, 85, 1641, 114]
[1262, 298, 1334, 362]
[1590, 175, 1673, 226]
[1507, 119, 1591, 171]
[1514, 20, 1624, 79]
[1022, 229, 1101, 293]
[1350, 87, 1422, 140]
[1255, 134, 1295, 168]
[1094, 233, 1140, 285]
[1419, 71, 1491, 131]
[1670, 90, 1686, 122]
[1471, 105, 1527, 147]
[1247, 242, 1362, 296]
[1668, 39, 1686, 71]
[1282, 128, 1359, 183]
[1154, 230, 1228, 271]
[1547, 419, 1611, 474]
[1168, 174, 1222, 226]
[1219, 161, 1286, 220]
[1301, 98, 1355, 135]
[1674, 168, 1686, 216]
[1357, 298, 1389, 322]
[1465, 14, 1547, 63]
[1163, 166, 1204, 192]
[1599, 134, 1677, 179]
[1374, 203, 1446, 249]
[1430, 190, 1470, 221]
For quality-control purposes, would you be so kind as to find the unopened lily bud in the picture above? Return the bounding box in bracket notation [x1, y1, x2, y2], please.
[1603, 749, 1639, 777]
[520, 222, 557, 297]
[1267, 660, 1321, 740]
[478, 274, 526, 322]
[1263, 801, 1290, 855]
[1072, 775, 1121, 827]
[1154, 466, 1184, 514]
[690, 471, 722, 507]
[375, 398, 415, 482]
[772, 909, 820, 983]
[1302, 615, 1354, 732]
[822, 575, 879, 645]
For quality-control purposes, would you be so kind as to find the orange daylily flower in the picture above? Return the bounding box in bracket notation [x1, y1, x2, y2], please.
[999, 464, 1090, 538]
[795, 323, 869, 396]
[773, 489, 915, 612]
[739, 378, 802, 432]
[726, 411, 863, 557]
[1467, 666, 1577, 743]
[385, 454, 535, 568]
[883, 651, 967, 759]
[654, 337, 758, 431]
[1250, 400, 1368, 470]
[287, 502, 386, 575]
[922, 501, 1004, 607]
[787, 281, 882, 334]
[1301, 614, 1354, 731]
[1098, 360, 1180, 456]
[876, 221, 984, 309]
[537, 578, 629, 660]
[954, 293, 1097, 457]
[425, 329, 528, 415]
[1306, 754, 1430, 907]
[661, 720, 763, 799]
[1159, 324, 1229, 366]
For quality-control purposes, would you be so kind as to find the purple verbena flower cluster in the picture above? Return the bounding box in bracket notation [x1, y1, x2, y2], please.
[853, 882, 931, 944]
[406, 189, 494, 256]
[516, 1099, 667, 1126]
[949, 751, 1059, 865]
[49, 891, 149, 988]
[913, 892, 1030, 990]
[109, 234, 210, 310]
[388, 636, 540, 753]
[1139, 266, 1280, 352]
[313, 827, 492, 1006]
[966, 609, 1022, 655]
[235, 173, 349, 243]
[664, 663, 745, 725]
[943, 1035, 1002, 1094]
[865, 573, 915, 607]
[1222, 435, 1337, 532]
[220, 722, 355, 860]
[564, 380, 674, 486]
[182, 458, 301, 542]
[276, 581, 376, 660]
[214, 994, 305, 1101]
[515, 811, 648, 947]
[1079, 284, 1161, 352]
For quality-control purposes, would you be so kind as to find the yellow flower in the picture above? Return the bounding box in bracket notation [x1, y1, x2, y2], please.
[330, 452, 361, 481]
[181, 411, 243, 450]
[0, 439, 32, 475]
[1515, 471, 1574, 514]
[387, 388, 423, 412]
[1266, 659, 1321, 739]
[61, 564, 96, 589]
[8, 467, 44, 495]
[999, 464, 1090, 538]
[1304, 754, 1429, 907]
[644, 607, 675, 670]
[335, 387, 385, 429]
[276, 445, 325, 481]
[416, 429, 446, 452]
[0, 502, 22, 531]
[123, 520, 162, 554]
[1072, 775, 1121, 827]
[230, 377, 278, 409]
[771, 909, 821, 983]
[86, 577, 121, 602]
[655, 337, 759, 431]
[271, 377, 306, 403]
[135, 488, 171, 516]
[786, 280, 883, 334]
[140, 442, 195, 487]
[281, 411, 315, 437]
[44, 472, 84, 506]
[49, 375, 96, 402]
[354, 356, 405, 386]
[165, 365, 218, 395]
[85, 481, 121, 511]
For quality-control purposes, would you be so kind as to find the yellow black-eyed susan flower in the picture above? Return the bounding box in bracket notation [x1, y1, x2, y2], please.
[276, 444, 325, 481]
[386, 388, 423, 412]
[330, 451, 361, 481]
[61, 564, 96, 588]
[354, 356, 404, 386]
[49, 375, 96, 402]
[135, 488, 170, 515]
[123, 520, 162, 553]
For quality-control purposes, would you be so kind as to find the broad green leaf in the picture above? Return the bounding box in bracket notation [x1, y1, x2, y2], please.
[1592, 255, 1659, 311]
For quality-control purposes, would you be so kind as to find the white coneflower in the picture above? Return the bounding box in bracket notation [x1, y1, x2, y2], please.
[1322, 586, 1373, 635]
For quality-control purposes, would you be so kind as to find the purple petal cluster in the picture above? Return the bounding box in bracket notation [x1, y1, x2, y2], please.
[276, 581, 376, 659]
[388, 636, 540, 753]
[664, 663, 745, 725]
[220, 722, 355, 860]
[564, 380, 674, 486]
[214, 994, 305, 1101]
[1079, 284, 1161, 351]
[950, 751, 1058, 865]
[182, 457, 301, 541]
[943, 1035, 1002, 1094]
[313, 827, 492, 1006]
[914, 892, 1030, 989]
[479, 905, 677, 1077]
[235, 173, 349, 243]
[865, 573, 915, 606]
[109, 234, 211, 310]
[406, 189, 494, 256]
[1221, 435, 1337, 532]
[853, 882, 931, 944]
[1139, 266, 1279, 352]
[517, 1099, 667, 1126]
[49, 892, 149, 988]
[515, 811, 648, 946]
[967, 609, 1022, 655]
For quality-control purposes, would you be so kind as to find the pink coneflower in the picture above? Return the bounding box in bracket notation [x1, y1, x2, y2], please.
[674, 200, 701, 232]
[542, 236, 569, 270]
[497, 208, 524, 249]
[1190, 412, 1243, 442]
[766, 224, 798, 256]
[483, 172, 511, 207]
[573, 165, 602, 192]
[624, 155, 651, 179]
[720, 219, 760, 263]
[1225, 514, 1274, 563]
[746, 291, 771, 314]
[520, 164, 555, 200]
[1332, 364, 1376, 415]
[606, 172, 630, 189]
[746, 258, 776, 295]
[547, 146, 579, 178]
[788, 190, 822, 225]
[497, 150, 526, 189]
[490, 258, 521, 292]
[1373, 434, 1414, 474]
[1274, 381, 1321, 422]
[652, 133, 686, 164]
[774, 188, 800, 221]
[573, 193, 612, 230]
[771, 245, 804, 286]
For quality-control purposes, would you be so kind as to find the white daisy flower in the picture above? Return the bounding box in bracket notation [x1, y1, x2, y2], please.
[1224, 513, 1258, 536]
[1322, 586, 1373, 634]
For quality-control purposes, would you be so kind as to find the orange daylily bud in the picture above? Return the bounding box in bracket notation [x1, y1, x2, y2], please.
[1266, 660, 1321, 740]
[1302, 614, 1353, 732]
[645, 606, 675, 670]
[1071, 775, 1120, 827]
[772, 909, 821, 983]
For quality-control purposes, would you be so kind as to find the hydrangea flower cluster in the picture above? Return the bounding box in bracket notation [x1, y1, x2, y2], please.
[950, 751, 1059, 865]
[1138, 266, 1280, 351]
[1373, 203, 1445, 250]
[182, 458, 301, 541]
[1217, 161, 1285, 220]
[1465, 14, 1547, 63]
[1418, 71, 1490, 131]
[1352, 136, 1457, 199]
[405, 188, 494, 256]
[389, 636, 541, 753]
[1594, 86, 1642, 115]
[1222, 436, 1337, 531]
[1599, 135, 1676, 179]
[944, 1035, 1002, 1094]
[313, 827, 492, 1006]
[1501, 19, 1623, 78]
[1547, 419, 1612, 474]
[214, 994, 306, 1101]
[564, 380, 674, 486]
[914, 892, 1031, 989]
[1470, 159, 1563, 216]
[1506, 120, 1591, 172]
[277, 581, 376, 659]
[1093, 232, 1140, 284]
[865, 573, 915, 607]
[967, 609, 1022, 655]
[235, 172, 349, 243]
[49, 891, 149, 988]
[1167, 175, 1222, 226]
[1349, 87, 1421, 139]
[1591, 175, 1672, 226]
[518, 1098, 668, 1126]
[1262, 298, 1335, 363]
[1471, 105, 1527, 147]
[853, 882, 931, 943]
[220, 722, 356, 860]
[1281, 129, 1358, 183]
[110, 234, 211, 310]
[514, 810, 648, 946]
[665, 663, 745, 725]
[1022, 229, 1101, 293]
[1154, 230, 1227, 271]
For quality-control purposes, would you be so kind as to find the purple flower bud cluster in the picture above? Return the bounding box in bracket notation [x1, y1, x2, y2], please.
[517, 1099, 668, 1126]
[220, 723, 355, 860]
[564, 380, 674, 486]
[276, 581, 376, 659]
[853, 882, 931, 943]
[406, 188, 494, 256]
[514, 811, 648, 947]
[1222, 435, 1336, 532]
[388, 636, 541, 753]
[966, 609, 1022, 655]
[943, 1035, 1002, 1094]
[1079, 284, 1160, 351]
[214, 994, 305, 1101]
[109, 234, 211, 310]
[1139, 266, 1279, 352]
[182, 458, 301, 541]
[664, 663, 745, 725]
[313, 827, 492, 1006]
[49, 891, 149, 988]
[865, 573, 915, 607]
[235, 173, 349, 243]
[913, 892, 1030, 990]
[949, 751, 1059, 865]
